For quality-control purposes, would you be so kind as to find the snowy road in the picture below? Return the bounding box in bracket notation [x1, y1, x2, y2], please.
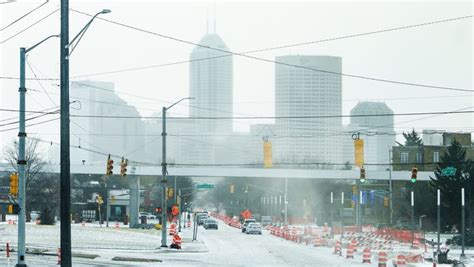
[1, 220, 471, 266]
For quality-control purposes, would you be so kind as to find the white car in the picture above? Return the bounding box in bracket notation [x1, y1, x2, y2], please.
[246, 222, 262, 235]
[139, 212, 156, 220]
[30, 211, 41, 221]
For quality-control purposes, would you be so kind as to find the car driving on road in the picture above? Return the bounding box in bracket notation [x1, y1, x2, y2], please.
[204, 218, 218, 230]
[246, 222, 262, 235]
[241, 218, 256, 233]
[139, 212, 156, 220]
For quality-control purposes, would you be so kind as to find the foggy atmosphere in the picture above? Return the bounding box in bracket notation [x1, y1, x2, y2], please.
[0, 0, 473, 266]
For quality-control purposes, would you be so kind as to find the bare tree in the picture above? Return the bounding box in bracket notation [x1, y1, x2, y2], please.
[3, 138, 58, 224]
[3, 138, 45, 188]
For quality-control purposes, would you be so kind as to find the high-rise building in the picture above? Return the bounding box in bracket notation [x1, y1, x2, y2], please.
[70, 81, 145, 165]
[274, 55, 342, 166]
[189, 33, 233, 163]
[346, 102, 395, 170]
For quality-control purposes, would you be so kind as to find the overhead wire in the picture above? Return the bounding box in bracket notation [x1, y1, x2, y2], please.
[0, 8, 59, 44]
[0, 0, 49, 32]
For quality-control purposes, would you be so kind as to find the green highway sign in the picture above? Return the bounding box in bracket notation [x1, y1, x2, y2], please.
[196, 183, 215, 189]
[441, 167, 457, 176]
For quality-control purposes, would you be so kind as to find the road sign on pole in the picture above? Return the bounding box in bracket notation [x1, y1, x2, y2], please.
[196, 183, 215, 189]
[441, 167, 456, 176]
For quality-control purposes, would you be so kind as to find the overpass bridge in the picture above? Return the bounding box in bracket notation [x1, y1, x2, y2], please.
[0, 164, 434, 181]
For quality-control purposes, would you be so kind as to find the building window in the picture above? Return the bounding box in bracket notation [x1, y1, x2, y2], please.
[416, 152, 423, 163]
[433, 151, 440, 163]
[401, 152, 409, 163]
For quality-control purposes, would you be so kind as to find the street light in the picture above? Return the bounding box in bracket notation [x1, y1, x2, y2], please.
[16, 33, 60, 267]
[60, 6, 110, 266]
[161, 97, 194, 247]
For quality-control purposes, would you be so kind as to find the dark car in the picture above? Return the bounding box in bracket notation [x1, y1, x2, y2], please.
[197, 214, 209, 225]
[204, 219, 218, 230]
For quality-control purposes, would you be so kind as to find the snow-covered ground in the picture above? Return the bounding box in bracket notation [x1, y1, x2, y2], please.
[1, 219, 474, 266]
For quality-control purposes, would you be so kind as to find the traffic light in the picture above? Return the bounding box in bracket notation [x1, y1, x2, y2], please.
[383, 197, 389, 207]
[167, 187, 174, 199]
[360, 166, 366, 183]
[106, 154, 114, 175]
[9, 172, 18, 196]
[155, 207, 162, 213]
[120, 157, 128, 176]
[411, 166, 418, 183]
[229, 184, 235, 194]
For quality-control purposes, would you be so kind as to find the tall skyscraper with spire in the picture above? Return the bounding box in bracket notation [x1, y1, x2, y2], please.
[188, 25, 233, 163]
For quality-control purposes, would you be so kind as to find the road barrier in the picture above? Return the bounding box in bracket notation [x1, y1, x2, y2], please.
[394, 254, 406, 267]
[169, 223, 177, 235]
[378, 251, 388, 267]
[334, 240, 341, 255]
[346, 244, 354, 259]
[171, 233, 182, 250]
[362, 247, 371, 263]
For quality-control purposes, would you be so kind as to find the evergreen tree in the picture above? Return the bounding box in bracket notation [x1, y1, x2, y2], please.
[430, 140, 474, 230]
[397, 129, 423, 146]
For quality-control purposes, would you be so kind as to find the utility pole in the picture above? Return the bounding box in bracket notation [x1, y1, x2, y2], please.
[461, 187, 466, 259]
[160, 97, 193, 247]
[411, 191, 415, 247]
[388, 149, 393, 226]
[161, 106, 168, 247]
[178, 189, 182, 232]
[284, 178, 288, 225]
[437, 189, 441, 253]
[341, 191, 344, 240]
[60, 0, 72, 265]
[17, 47, 27, 267]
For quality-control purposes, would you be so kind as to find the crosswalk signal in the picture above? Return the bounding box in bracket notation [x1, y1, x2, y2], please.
[106, 154, 114, 175]
[360, 166, 366, 183]
[155, 207, 162, 214]
[120, 157, 128, 176]
[229, 184, 235, 194]
[411, 166, 418, 183]
[9, 172, 18, 196]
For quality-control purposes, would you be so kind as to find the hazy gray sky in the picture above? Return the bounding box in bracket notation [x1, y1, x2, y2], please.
[1, 0, 472, 150]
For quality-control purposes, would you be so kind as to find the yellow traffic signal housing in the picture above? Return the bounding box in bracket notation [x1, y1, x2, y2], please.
[106, 154, 114, 175]
[354, 139, 364, 167]
[167, 187, 174, 199]
[229, 184, 235, 194]
[120, 157, 128, 176]
[9, 172, 18, 196]
[263, 141, 273, 168]
[383, 197, 389, 207]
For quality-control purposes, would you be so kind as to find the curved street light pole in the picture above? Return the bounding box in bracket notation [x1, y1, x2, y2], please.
[161, 97, 194, 247]
[60, 3, 110, 266]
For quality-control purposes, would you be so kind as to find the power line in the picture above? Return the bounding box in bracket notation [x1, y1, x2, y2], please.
[0, 8, 59, 44]
[0, 0, 49, 32]
[0, 117, 59, 133]
[70, 9, 473, 93]
[61, 110, 474, 120]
